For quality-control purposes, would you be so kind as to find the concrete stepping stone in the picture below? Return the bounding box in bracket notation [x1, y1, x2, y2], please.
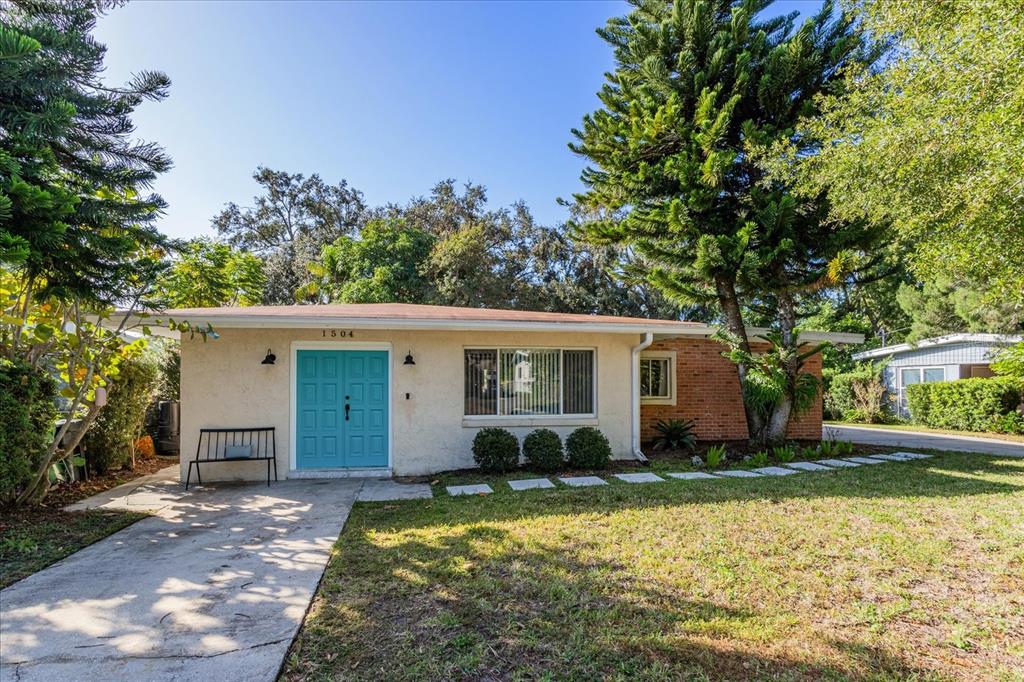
[666, 472, 720, 480]
[752, 466, 799, 476]
[784, 461, 833, 472]
[358, 480, 433, 501]
[818, 458, 860, 468]
[845, 456, 888, 465]
[868, 453, 917, 462]
[890, 451, 932, 460]
[446, 483, 493, 496]
[558, 475, 608, 487]
[613, 472, 665, 483]
[716, 470, 762, 478]
[508, 478, 555, 491]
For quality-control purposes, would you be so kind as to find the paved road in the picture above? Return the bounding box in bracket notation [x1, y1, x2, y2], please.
[825, 424, 1024, 458]
[1, 479, 365, 682]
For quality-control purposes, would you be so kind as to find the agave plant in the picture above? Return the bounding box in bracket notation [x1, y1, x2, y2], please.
[652, 418, 697, 452]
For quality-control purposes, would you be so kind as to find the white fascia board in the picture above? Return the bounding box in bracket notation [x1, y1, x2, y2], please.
[852, 333, 1023, 360]
[120, 313, 865, 344]
[123, 313, 684, 336]
[657, 327, 864, 345]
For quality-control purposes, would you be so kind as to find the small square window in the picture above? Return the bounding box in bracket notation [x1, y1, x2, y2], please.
[640, 356, 672, 400]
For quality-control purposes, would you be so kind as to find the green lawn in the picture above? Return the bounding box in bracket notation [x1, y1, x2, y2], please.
[825, 421, 1024, 444]
[0, 507, 145, 588]
[284, 451, 1024, 681]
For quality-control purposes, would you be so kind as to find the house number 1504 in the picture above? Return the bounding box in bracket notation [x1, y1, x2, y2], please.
[322, 330, 355, 338]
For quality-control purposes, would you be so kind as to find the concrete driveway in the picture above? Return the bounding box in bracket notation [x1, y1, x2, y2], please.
[2, 479, 363, 681]
[825, 424, 1024, 458]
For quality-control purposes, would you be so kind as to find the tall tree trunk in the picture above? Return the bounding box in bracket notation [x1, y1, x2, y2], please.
[713, 274, 765, 442]
[763, 292, 800, 445]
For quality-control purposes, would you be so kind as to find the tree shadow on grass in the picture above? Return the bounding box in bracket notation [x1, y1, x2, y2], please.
[283, 454, 1024, 680]
[285, 522, 951, 681]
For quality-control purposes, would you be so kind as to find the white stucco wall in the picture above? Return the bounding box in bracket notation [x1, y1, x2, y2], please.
[179, 327, 640, 481]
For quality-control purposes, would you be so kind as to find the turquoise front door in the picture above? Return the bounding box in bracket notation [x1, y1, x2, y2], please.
[296, 350, 389, 469]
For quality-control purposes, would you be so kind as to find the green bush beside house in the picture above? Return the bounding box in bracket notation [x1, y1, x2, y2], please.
[83, 354, 160, 474]
[906, 377, 1024, 434]
[0, 360, 57, 505]
[825, 363, 892, 424]
[471, 428, 520, 473]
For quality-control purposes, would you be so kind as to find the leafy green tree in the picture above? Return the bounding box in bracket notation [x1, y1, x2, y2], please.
[213, 167, 366, 303]
[386, 180, 548, 310]
[991, 343, 1024, 381]
[896, 278, 1022, 342]
[0, 0, 172, 305]
[780, 0, 1024, 307]
[0, 1, 186, 503]
[157, 238, 265, 308]
[300, 218, 436, 303]
[571, 0, 877, 444]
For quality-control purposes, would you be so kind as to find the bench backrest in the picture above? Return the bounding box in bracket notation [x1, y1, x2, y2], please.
[194, 427, 276, 462]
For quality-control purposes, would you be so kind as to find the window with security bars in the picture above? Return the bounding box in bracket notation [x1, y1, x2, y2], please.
[464, 348, 595, 416]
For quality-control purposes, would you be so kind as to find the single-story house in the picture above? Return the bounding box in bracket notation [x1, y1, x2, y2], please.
[134, 304, 862, 482]
[852, 333, 1023, 417]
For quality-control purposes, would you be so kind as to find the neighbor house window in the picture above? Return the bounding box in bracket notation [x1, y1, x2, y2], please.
[640, 352, 675, 404]
[464, 348, 595, 417]
[897, 367, 945, 414]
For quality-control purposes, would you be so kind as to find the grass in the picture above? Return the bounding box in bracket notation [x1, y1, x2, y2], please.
[0, 455, 171, 588]
[0, 507, 145, 588]
[284, 450, 1024, 681]
[826, 421, 1024, 444]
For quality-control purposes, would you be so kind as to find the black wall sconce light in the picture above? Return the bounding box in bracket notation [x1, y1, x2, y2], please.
[403, 350, 416, 366]
[261, 349, 276, 365]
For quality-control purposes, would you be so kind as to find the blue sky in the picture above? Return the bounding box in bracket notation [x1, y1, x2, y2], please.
[95, 1, 821, 240]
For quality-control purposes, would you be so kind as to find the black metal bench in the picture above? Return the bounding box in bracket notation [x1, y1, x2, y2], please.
[186, 427, 278, 490]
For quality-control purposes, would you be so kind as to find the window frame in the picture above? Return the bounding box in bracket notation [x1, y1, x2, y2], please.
[896, 366, 945, 413]
[462, 346, 598, 420]
[639, 351, 676, 406]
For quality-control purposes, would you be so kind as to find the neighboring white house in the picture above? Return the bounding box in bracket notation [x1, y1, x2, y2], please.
[852, 333, 1023, 417]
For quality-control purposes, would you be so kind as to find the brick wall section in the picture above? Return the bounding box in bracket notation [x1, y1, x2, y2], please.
[639, 338, 823, 442]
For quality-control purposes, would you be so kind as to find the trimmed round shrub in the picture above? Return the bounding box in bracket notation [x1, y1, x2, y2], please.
[565, 426, 611, 469]
[522, 429, 563, 472]
[471, 427, 519, 473]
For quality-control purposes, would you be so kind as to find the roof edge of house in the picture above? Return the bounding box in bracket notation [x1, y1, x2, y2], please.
[852, 332, 1024, 361]
[109, 309, 865, 345]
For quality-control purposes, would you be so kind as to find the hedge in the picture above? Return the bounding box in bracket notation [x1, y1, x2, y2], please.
[0, 359, 57, 505]
[906, 377, 1024, 432]
[83, 354, 160, 474]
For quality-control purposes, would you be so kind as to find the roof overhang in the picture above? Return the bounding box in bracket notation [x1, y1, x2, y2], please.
[113, 309, 864, 345]
[852, 333, 1023, 360]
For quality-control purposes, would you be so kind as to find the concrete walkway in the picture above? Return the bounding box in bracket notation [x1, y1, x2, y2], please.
[63, 464, 183, 513]
[1, 476, 431, 682]
[825, 424, 1024, 457]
